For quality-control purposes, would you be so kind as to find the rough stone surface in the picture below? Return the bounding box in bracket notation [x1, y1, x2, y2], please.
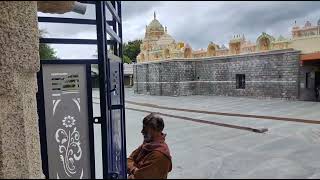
[134, 49, 301, 100]
[37, 1, 75, 14]
[0, 1, 43, 179]
[0, 1, 40, 73]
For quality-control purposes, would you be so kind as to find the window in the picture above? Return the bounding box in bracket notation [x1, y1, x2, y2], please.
[236, 74, 245, 89]
[306, 72, 310, 89]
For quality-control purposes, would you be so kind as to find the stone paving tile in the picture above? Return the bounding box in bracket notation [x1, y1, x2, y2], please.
[93, 88, 320, 178]
[213, 150, 275, 179]
[244, 158, 314, 179]
[125, 88, 320, 119]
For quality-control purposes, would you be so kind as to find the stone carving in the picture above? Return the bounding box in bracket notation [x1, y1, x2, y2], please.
[260, 38, 270, 51]
[256, 33, 274, 51]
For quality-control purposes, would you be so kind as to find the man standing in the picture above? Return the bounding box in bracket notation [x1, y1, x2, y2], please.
[127, 113, 172, 179]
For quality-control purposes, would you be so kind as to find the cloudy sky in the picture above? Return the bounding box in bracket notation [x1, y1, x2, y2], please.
[38, 1, 320, 59]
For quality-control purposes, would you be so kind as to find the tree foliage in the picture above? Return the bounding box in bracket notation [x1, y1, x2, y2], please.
[92, 39, 142, 64]
[39, 29, 58, 60]
[123, 39, 142, 63]
[123, 55, 131, 64]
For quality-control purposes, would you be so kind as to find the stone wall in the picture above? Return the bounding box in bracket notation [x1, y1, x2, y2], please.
[0, 2, 44, 178]
[134, 49, 301, 100]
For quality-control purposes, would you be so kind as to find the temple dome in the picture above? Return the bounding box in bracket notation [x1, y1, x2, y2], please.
[147, 19, 164, 31]
[157, 33, 175, 46]
[146, 13, 164, 32]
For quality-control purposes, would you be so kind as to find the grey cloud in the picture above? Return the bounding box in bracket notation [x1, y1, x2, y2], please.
[229, 2, 320, 30]
[169, 1, 320, 49]
[122, 1, 164, 20]
[37, 1, 320, 58]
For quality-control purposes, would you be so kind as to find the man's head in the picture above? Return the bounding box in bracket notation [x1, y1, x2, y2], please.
[141, 113, 164, 142]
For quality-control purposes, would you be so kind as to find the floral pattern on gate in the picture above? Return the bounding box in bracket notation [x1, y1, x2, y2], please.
[55, 115, 83, 178]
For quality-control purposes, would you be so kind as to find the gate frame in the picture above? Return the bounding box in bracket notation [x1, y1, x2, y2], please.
[37, 1, 127, 179]
[37, 60, 97, 178]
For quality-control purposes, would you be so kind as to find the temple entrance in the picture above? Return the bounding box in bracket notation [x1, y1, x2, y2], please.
[315, 71, 320, 101]
[300, 52, 320, 101]
[316, 71, 320, 86]
[37, 1, 127, 179]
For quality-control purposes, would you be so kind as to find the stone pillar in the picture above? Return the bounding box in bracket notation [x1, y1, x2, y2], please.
[0, 1, 44, 179]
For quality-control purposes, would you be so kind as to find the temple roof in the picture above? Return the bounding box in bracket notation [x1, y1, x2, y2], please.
[256, 32, 275, 43]
[219, 44, 228, 50]
[146, 12, 164, 32]
[241, 40, 256, 47]
[157, 33, 175, 46]
[230, 34, 245, 43]
[193, 49, 206, 54]
[276, 35, 288, 42]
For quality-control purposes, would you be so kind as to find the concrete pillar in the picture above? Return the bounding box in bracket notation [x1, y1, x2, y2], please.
[0, 1, 43, 179]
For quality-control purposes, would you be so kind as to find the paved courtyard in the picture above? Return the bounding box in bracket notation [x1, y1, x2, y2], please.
[94, 88, 320, 179]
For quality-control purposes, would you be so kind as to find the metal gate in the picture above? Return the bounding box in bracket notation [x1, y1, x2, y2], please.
[36, 1, 127, 179]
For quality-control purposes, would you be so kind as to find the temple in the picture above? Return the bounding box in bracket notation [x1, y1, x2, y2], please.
[137, 12, 320, 63]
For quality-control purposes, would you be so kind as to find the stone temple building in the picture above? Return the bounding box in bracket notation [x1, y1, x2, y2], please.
[136, 12, 187, 62]
[134, 13, 320, 101]
[137, 13, 320, 62]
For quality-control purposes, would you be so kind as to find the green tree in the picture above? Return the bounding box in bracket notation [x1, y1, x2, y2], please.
[92, 39, 142, 64]
[39, 29, 58, 60]
[123, 55, 131, 64]
[123, 39, 142, 63]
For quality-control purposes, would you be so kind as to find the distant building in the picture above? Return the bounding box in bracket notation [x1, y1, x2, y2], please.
[136, 12, 187, 62]
[134, 13, 320, 101]
[91, 63, 133, 88]
[136, 13, 320, 62]
[123, 63, 133, 87]
[91, 51, 134, 88]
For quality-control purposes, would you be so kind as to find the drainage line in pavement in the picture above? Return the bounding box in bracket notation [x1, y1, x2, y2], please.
[126, 107, 268, 134]
[126, 101, 320, 125]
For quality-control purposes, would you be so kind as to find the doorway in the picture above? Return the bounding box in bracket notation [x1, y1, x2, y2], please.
[315, 71, 320, 87]
[315, 71, 320, 101]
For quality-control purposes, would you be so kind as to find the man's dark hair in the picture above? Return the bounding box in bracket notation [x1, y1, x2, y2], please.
[143, 113, 164, 132]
